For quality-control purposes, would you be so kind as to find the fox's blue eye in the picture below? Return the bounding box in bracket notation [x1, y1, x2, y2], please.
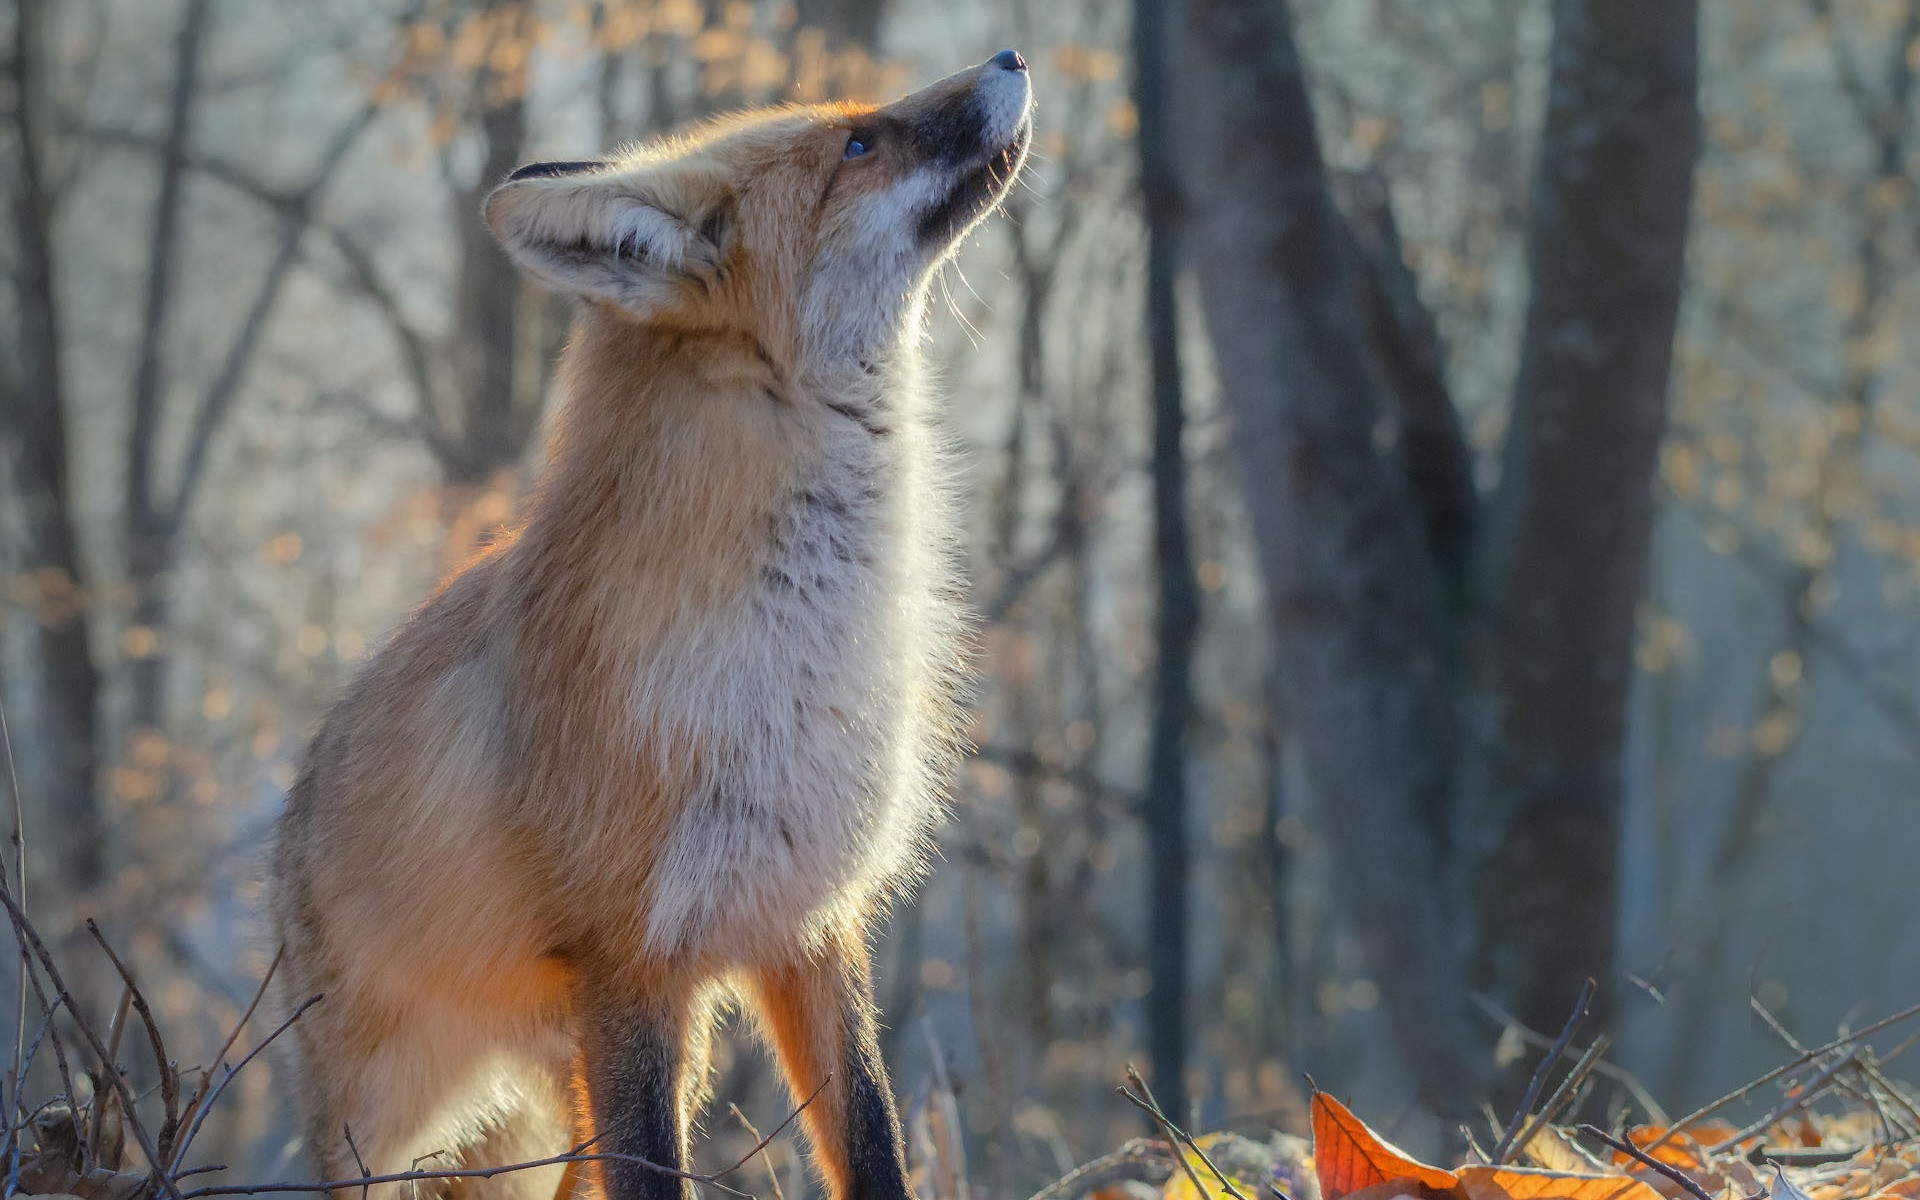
[843, 138, 867, 160]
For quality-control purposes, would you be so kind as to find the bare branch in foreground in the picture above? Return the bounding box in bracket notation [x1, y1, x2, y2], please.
[1120, 1065, 1247, 1200]
[0, 885, 183, 1200]
[166, 947, 284, 1175]
[726, 1105, 785, 1200]
[1025, 1139, 1172, 1200]
[1579, 1125, 1716, 1200]
[173, 1147, 757, 1200]
[168, 993, 323, 1175]
[717, 1073, 830, 1179]
[1471, 992, 1670, 1125]
[1494, 978, 1594, 1165]
[87, 921, 182, 1165]
[1642, 999, 1920, 1154]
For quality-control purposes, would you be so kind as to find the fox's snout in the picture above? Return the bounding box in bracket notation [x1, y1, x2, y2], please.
[912, 49, 1031, 159]
[880, 51, 1033, 249]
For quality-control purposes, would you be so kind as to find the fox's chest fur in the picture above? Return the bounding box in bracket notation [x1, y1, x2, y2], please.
[488, 340, 962, 967]
[624, 402, 941, 958]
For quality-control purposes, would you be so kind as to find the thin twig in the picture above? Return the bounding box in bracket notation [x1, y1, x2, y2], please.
[88, 983, 134, 1166]
[174, 1164, 227, 1179]
[1759, 1007, 1914, 1136]
[726, 1105, 785, 1200]
[0, 698, 29, 1191]
[6, 1000, 60, 1195]
[1459, 1125, 1490, 1164]
[1494, 979, 1595, 1164]
[173, 1148, 756, 1200]
[102, 985, 134, 1073]
[1471, 993, 1669, 1124]
[717, 1073, 830, 1178]
[1641, 999, 1920, 1153]
[1879, 1028, 1920, 1068]
[88, 921, 181, 1164]
[1509, 1034, 1613, 1165]
[1578, 1125, 1715, 1200]
[1704, 1049, 1859, 1154]
[1120, 1087, 1207, 1200]
[1024, 1139, 1172, 1200]
[168, 993, 323, 1172]
[168, 946, 281, 1174]
[343, 1124, 371, 1200]
[0, 885, 182, 1200]
[1121, 1066, 1248, 1200]
[17, 967, 77, 1151]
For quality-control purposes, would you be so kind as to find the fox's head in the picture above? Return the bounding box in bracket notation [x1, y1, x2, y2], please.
[485, 52, 1033, 366]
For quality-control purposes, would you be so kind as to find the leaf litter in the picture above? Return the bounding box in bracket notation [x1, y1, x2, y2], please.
[1025, 990, 1920, 1200]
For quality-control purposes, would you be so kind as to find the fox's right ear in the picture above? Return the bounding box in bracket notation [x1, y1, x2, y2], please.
[484, 160, 731, 316]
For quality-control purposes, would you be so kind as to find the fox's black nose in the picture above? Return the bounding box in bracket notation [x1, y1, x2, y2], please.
[990, 49, 1027, 72]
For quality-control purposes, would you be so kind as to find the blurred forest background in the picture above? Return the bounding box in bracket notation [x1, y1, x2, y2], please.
[4, 0, 1920, 1194]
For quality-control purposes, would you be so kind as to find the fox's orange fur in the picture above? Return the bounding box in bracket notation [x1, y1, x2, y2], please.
[269, 55, 1032, 1200]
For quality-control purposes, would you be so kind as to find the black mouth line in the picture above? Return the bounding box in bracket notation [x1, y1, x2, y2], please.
[915, 122, 1032, 247]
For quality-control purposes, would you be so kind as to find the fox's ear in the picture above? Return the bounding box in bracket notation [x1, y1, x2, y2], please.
[484, 160, 733, 315]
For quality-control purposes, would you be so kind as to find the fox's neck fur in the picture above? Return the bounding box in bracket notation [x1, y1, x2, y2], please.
[495, 301, 915, 672]
[472, 301, 956, 953]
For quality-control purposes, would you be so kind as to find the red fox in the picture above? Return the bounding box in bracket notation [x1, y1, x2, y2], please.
[269, 52, 1032, 1200]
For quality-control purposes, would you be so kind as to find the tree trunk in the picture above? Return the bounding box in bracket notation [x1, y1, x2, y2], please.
[1464, 0, 1699, 1041]
[448, 0, 533, 485]
[1135, 0, 1197, 1124]
[123, 0, 213, 736]
[1180, 0, 1699, 1111]
[5, 0, 106, 891]
[1179, 0, 1483, 1114]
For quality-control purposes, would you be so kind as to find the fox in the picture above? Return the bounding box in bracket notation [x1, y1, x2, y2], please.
[268, 51, 1032, 1200]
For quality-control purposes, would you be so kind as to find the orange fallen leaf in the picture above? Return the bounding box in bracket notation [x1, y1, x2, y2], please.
[1311, 1093, 1459, 1200]
[1458, 1166, 1669, 1200]
[1619, 1126, 1726, 1171]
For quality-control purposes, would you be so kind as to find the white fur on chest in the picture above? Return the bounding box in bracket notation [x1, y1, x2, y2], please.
[632, 415, 934, 959]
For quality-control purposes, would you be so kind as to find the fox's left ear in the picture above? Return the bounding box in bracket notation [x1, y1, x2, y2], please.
[484, 161, 733, 316]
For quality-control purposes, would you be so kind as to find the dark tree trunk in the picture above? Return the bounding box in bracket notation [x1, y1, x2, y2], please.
[1464, 0, 1699, 1042]
[448, 0, 533, 485]
[1134, 0, 1198, 1124]
[4, 0, 106, 890]
[124, 0, 213, 735]
[1179, 0, 1482, 1113]
[1180, 0, 1699, 1111]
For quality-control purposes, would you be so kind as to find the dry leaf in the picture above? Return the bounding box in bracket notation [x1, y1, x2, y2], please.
[1332, 1180, 1438, 1200]
[1620, 1127, 1721, 1171]
[1772, 1165, 1818, 1200]
[1458, 1166, 1668, 1200]
[1311, 1093, 1458, 1200]
[14, 1158, 149, 1200]
[1522, 1128, 1611, 1175]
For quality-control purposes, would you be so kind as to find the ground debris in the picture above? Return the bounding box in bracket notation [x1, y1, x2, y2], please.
[1025, 999, 1920, 1200]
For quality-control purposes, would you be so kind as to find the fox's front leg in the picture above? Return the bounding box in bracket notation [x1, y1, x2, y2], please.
[577, 976, 700, 1200]
[751, 922, 914, 1200]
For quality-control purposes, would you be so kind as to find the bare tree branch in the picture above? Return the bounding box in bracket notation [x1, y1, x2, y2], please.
[126, 0, 213, 548]
[168, 99, 380, 525]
